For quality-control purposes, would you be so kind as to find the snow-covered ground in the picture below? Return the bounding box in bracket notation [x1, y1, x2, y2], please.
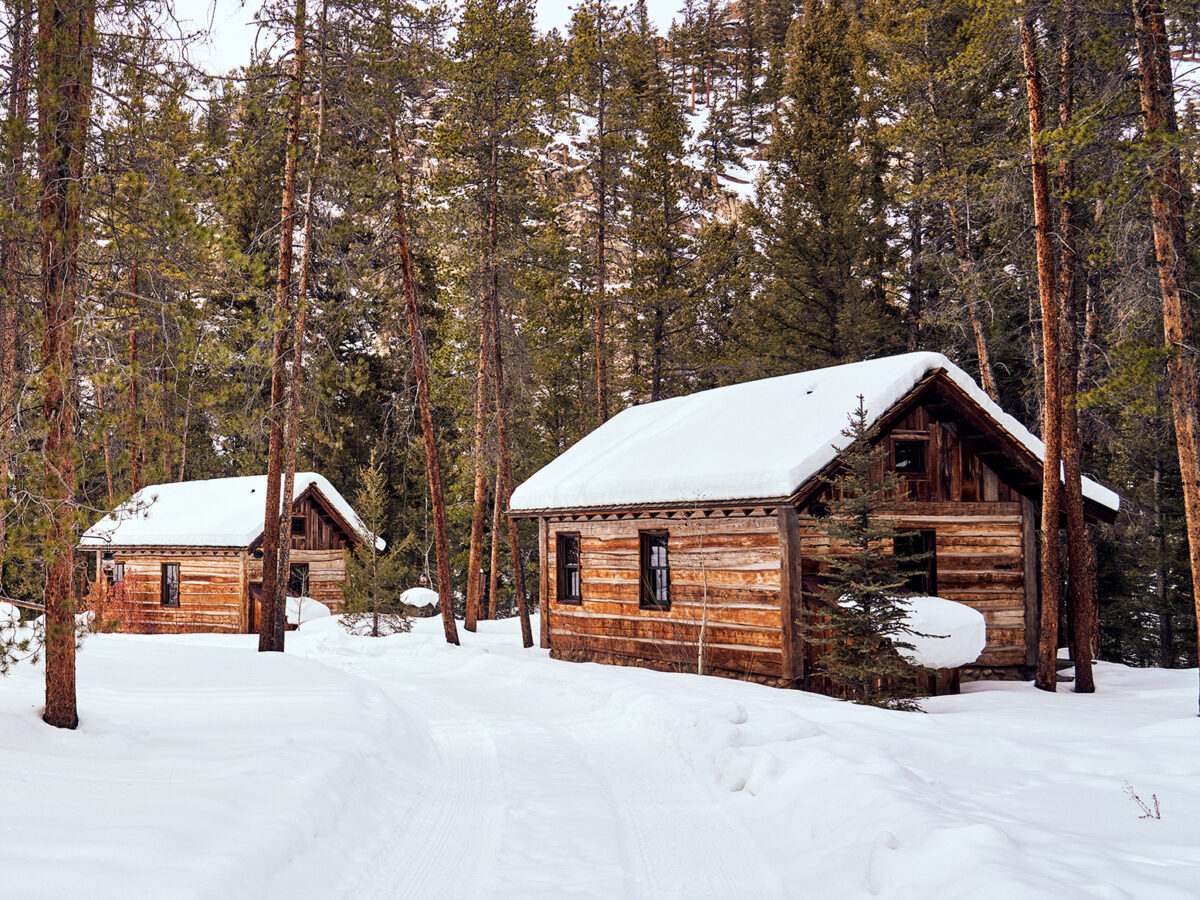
[3, 616, 1198, 898]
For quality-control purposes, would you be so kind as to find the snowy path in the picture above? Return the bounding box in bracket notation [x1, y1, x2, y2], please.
[307, 638, 786, 900]
[8, 617, 1200, 899]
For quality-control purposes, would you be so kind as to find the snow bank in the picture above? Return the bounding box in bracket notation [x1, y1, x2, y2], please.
[0, 632, 431, 899]
[400, 586, 439, 609]
[3, 616, 1197, 898]
[80, 472, 384, 551]
[510, 351, 1119, 512]
[898, 596, 987, 669]
[286, 595, 331, 625]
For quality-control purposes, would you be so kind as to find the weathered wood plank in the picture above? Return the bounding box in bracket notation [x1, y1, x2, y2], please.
[778, 505, 804, 686]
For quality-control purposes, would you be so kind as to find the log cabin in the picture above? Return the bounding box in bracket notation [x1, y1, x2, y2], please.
[79, 473, 382, 634]
[509, 352, 1120, 690]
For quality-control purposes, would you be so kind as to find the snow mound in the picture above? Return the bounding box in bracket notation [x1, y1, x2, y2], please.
[287, 596, 332, 625]
[400, 587, 439, 609]
[898, 596, 987, 669]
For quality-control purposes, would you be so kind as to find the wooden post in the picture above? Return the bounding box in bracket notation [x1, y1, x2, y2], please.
[777, 506, 805, 687]
[1022, 495, 1040, 668]
[538, 517, 550, 650]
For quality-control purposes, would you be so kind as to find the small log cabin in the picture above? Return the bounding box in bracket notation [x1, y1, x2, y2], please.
[509, 352, 1119, 689]
[79, 473, 381, 634]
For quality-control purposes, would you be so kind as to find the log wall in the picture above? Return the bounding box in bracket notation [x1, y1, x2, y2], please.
[546, 511, 784, 680]
[288, 493, 352, 552]
[795, 501, 1029, 667]
[246, 547, 348, 612]
[96, 551, 245, 634]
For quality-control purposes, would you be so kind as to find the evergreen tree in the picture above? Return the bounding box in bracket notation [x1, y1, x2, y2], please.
[341, 451, 412, 637]
[744, 0, 898, 374]
[808, 397, 927, 710]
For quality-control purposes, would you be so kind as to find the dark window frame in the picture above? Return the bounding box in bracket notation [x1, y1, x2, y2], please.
[111, 562, 125, 585]
[289, 562, 310, 597]
[639, 531, 671, 611]
[161, 563, 180, 607]
[291, 515, 307, 537]
[893, 437, 930, 477]
[894, 529, 937, 596]
[555, 532, 582, 605]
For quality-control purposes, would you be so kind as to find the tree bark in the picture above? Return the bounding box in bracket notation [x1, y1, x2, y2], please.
[490, 280, 533, 647]
[128, 256, 141, 493]
[487, 466, 502, 619]
[1133, 0, 1200, 711]
[1021, 9, 1063, 693]
[388, 123, 459, 646]
[259, 0, 306, 653]
[1054, 3, 1096, 693]
[943, 197, 999, 400]
[907, 159, 923, 352]
[38, 0, 96, 729]
[0, 0, 32, 580]
[594, 0, 610, 425]
[464, 289, 492, 632]
[275, 0, 326, 615]
[98, 387, 114, 503]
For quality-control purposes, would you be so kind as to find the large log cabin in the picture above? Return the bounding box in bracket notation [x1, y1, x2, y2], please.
[79, 473, 380, 634]
[509, 352, 1120, 689]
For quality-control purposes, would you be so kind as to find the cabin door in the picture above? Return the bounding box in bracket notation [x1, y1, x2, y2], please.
[249, 583, 262, 633]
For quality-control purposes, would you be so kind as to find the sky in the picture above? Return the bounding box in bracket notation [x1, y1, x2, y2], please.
[173, 0, 686, 74]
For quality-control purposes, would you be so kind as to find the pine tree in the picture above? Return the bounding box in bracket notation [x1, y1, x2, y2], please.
[341, 450, 412, 637]
[807, 397, 927, 710]
[745, 0, 898, 373]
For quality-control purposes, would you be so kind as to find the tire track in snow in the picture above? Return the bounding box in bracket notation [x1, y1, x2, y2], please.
[573, 710, 786, 900]
[360, 704, 502, 900]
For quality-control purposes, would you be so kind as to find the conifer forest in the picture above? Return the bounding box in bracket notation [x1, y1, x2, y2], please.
[5, 0, 1200, 725]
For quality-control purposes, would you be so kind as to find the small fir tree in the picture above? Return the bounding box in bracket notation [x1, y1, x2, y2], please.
[808, 397, 927, 710]
[340, 452, 412, 638]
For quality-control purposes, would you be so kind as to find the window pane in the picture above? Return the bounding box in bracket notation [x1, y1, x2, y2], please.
[894, 440, 927, 474]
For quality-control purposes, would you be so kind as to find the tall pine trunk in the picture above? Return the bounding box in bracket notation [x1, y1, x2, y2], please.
[465, 146, 500, 633]
[942, 195, 999, 400]
[464, 290, 492, 632]
[38, 0, 95, 729]
[487, 467, 502, 620]
[128, 257, 141, 493]
[275, 0, 326, 613]
[1133, 0, 1200, 711]
[1021, 9, 1063, 693]
[1054, 3, 1096, 693]
[0, 0, 32, 584]
[259, 0, 306, 653]
[489, 275, 533, 648]
[594, 0, 610, 425]
[388, 124, 458, 647]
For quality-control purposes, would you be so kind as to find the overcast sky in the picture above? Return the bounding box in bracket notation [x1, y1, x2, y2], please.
[173, 0, 685, 74]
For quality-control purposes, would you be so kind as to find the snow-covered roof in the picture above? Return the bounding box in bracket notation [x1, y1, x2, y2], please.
[80, 473, 384, 550]
[510, 352, 1119, 513]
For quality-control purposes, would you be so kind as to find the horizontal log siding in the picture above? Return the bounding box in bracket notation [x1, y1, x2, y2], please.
[247, 548, 348, 612]
[104, 553, 244, 634]
[547, 513, 783, 680]
[796, 501, 1028, 666]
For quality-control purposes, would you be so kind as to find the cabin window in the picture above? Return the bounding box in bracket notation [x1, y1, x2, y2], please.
[893, 439, 928, 476]
[639, 532, 670, 611]
[291, 515, 306, 537]
[107, 562, 125, 586]
[161, 563, 180, 607]
[894, 530, 937, 595]
[556, 533, 582, 604]
[289, 563, 310, 597]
